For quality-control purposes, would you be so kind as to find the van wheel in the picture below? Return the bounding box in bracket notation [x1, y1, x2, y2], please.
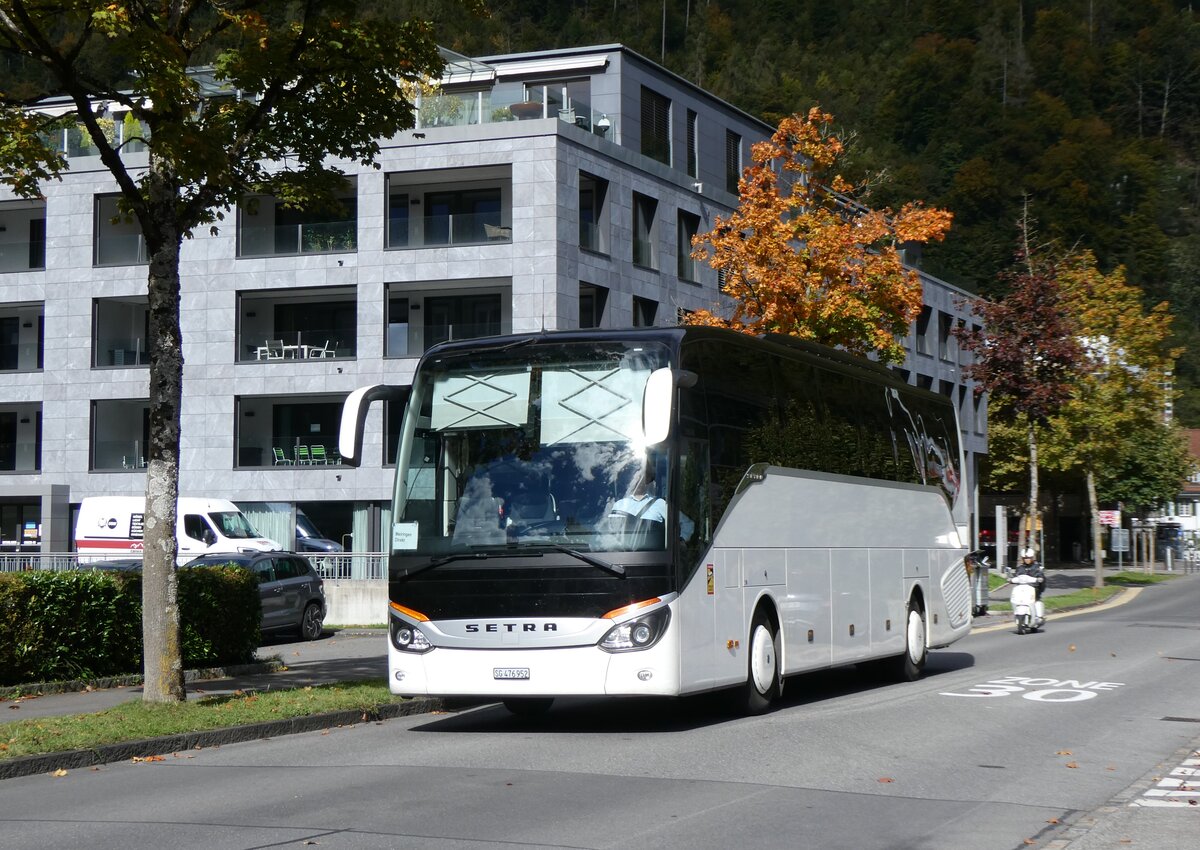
[732, 609, 780, 715]
[299, 602, 324, 641]
[503, 697, 554, 716]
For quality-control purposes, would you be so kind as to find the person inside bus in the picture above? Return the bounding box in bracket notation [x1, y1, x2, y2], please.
[608, 459, 694, 543]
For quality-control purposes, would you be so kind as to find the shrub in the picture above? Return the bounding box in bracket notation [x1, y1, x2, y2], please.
[0, 566, 260, 687]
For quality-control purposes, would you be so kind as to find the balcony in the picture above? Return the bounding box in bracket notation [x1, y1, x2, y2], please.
[237, 288, 356, 363]
[387, 168, 511, 250]
[237, 186, 357, 259]
[385, 286, 509, 357]
[0, 304, 44, 372]
[0, 202, 47, 273]
[94, 195, 147, 267]
[0, 404, 40, 473]
[91, 399, 149, 471]
[94, 297, 149, 368]
[236, 395, 345, 468]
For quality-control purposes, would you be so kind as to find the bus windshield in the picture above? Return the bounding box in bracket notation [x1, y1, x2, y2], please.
[391, 340, 674, 558]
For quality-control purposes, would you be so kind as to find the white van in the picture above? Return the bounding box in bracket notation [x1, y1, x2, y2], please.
[75, 496, 281, 563]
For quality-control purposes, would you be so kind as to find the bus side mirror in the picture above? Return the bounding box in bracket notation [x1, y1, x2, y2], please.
[339, 384, 411, 467]
[642, 368, 695, 446]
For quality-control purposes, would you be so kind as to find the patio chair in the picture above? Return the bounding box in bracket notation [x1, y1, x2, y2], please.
[265, 339, 285, 360]
[307, 340, 332, 359]
[295, 445, 312, 465]
[310, 445, 328, 464]
[272, 447, 292, 466]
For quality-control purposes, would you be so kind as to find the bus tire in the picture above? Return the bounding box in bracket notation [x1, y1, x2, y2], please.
[736, 609, 781, 715]
[502, 697, 554, 717]
[894, 602, 927, 681]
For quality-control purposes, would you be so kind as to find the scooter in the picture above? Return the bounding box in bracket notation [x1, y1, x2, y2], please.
[1009, 572, 1045, 634]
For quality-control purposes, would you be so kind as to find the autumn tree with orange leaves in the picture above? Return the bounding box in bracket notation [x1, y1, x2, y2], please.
[686, 108, 953, 365]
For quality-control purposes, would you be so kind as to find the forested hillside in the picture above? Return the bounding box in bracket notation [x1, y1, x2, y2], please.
[417, 0, 1200, 423]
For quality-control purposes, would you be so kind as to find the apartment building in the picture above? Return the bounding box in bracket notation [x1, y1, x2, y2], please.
[0, 44, 986, 554]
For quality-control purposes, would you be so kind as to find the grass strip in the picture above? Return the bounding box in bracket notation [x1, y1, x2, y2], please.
[0, 679, 398, 760]
[990, 570, 1173, 613]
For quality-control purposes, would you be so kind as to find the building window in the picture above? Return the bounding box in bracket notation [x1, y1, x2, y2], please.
[385, 282, 511, 355]
[938, 311, 954, 361]
[633, 296, 658, 327]
[640, 86, 671, 165]
[387, 191, 410, 248]
[686, 109, 698, 178]
[91, 399, 149, 471]
[915, 306, 933, 355]
[677, 210, 700, 282]
[386, 294, 410, 357]
[579, 172, 609, 254]
[424, 292, 502, 349]
[93, 297, 150, 367]
[725, 130, 741, 194]
[633, 192, 658, 269]
[579, 283, 608, 329]
[425, 188, 502, 246]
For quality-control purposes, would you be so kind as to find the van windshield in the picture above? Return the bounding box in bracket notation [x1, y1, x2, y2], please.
[209, 511, 260, 540]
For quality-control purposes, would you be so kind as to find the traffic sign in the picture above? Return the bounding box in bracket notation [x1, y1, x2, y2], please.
[1098, 510, 1121, 527]
[1110, 528, 1130, 552]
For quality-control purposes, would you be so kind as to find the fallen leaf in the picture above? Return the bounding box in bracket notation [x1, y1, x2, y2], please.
[1110, 652, 1117, 657]
[877, 777, 894, 783]
[1066, 762, 1079, 769]
[7, 705, 18, 710]
[1119, 840, 1132, 844]
[1107, 766, 1116, 771]
[1188, 799, 1197, 806]
[1068, 645, 1076, 652]
[1024, 839, 1036, 845]
[1046, 818, 1059, 824]
[52, 769, 67, 777]
[1057, 750, 1073, 756]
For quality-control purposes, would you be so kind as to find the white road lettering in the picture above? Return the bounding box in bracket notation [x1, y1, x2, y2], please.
[941, 676, 1127, 701]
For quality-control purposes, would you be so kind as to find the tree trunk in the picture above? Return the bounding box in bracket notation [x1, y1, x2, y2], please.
[1027, 416, 1039, 555]
[140, 163, 186, 704]
[1086, 469, 1104, 589]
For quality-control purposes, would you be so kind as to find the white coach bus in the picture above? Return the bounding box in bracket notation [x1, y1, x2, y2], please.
[340, 327, 973, 715]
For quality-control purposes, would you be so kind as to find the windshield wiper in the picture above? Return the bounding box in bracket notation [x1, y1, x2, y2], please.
[543, 544, 626, 578]
[404, 550, 542, 578]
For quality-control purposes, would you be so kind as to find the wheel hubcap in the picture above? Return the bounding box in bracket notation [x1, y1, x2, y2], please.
[907, 610, 925, 664]
[750, 624, 776, 694]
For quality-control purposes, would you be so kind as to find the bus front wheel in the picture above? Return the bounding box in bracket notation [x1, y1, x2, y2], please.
[892, 603, 927, 682]
[736, 609, 781, 715]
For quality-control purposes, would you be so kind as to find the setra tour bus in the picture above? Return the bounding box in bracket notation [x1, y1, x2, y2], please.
[339, 327, 973, 715]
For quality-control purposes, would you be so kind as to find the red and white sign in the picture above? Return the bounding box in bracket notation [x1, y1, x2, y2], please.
[1098, 510, 1122, 527]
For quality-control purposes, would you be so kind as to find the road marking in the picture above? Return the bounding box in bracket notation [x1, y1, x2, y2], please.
[940, 675, 1126, 701]
[1130, 756, 1200, 808]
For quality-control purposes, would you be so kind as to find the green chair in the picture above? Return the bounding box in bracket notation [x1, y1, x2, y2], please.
[295, 445, 312, 465]
[310, 445, 328, 464]
[272, 447, 292, 465]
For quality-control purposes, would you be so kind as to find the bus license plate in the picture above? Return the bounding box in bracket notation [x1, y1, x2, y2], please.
[493, 667, 530, 680]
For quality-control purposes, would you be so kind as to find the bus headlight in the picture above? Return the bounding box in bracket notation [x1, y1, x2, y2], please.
[599, 607, 670, 652]
[391, 620, 433, 653]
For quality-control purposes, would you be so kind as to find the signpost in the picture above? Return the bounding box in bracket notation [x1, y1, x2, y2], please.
[1110, 527, 1130, 571]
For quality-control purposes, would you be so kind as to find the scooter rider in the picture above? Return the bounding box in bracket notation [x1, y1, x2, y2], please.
[1012, 548, 1046, 601]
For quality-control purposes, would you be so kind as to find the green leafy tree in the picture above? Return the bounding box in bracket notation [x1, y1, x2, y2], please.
[956, 215, 1083, 556]
[0, 1, 462, 702]
[1040, 251, 1187, 586]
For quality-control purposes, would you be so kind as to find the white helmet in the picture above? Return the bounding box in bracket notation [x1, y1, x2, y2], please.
[1021, 548, 1035, 559]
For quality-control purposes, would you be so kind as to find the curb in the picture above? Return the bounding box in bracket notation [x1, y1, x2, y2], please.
[0, 697, 446, 781]
[0, 660, 284, 702]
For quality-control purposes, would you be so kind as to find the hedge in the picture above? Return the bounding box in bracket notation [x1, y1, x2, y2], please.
[0, 566, 261, 687]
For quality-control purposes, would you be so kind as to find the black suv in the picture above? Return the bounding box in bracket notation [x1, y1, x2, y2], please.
[185, 551, 326, 641]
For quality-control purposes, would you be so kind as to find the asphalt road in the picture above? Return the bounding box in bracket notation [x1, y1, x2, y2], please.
[2, 576, 1198, 850]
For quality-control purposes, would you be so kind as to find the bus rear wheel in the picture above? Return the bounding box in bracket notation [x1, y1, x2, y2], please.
[734, 609, 780, 715]
[502, 697, 554, 717]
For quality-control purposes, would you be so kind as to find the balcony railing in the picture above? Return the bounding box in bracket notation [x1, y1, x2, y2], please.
[0, 442, 39, 473]
[0, 239, 46, 272]
[94, 234, 147, 266]
[387, 321, 508, 357]
[239, 220, 357, 257]
[386, 211, 511, 249]
[93, 439, 146, 471]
